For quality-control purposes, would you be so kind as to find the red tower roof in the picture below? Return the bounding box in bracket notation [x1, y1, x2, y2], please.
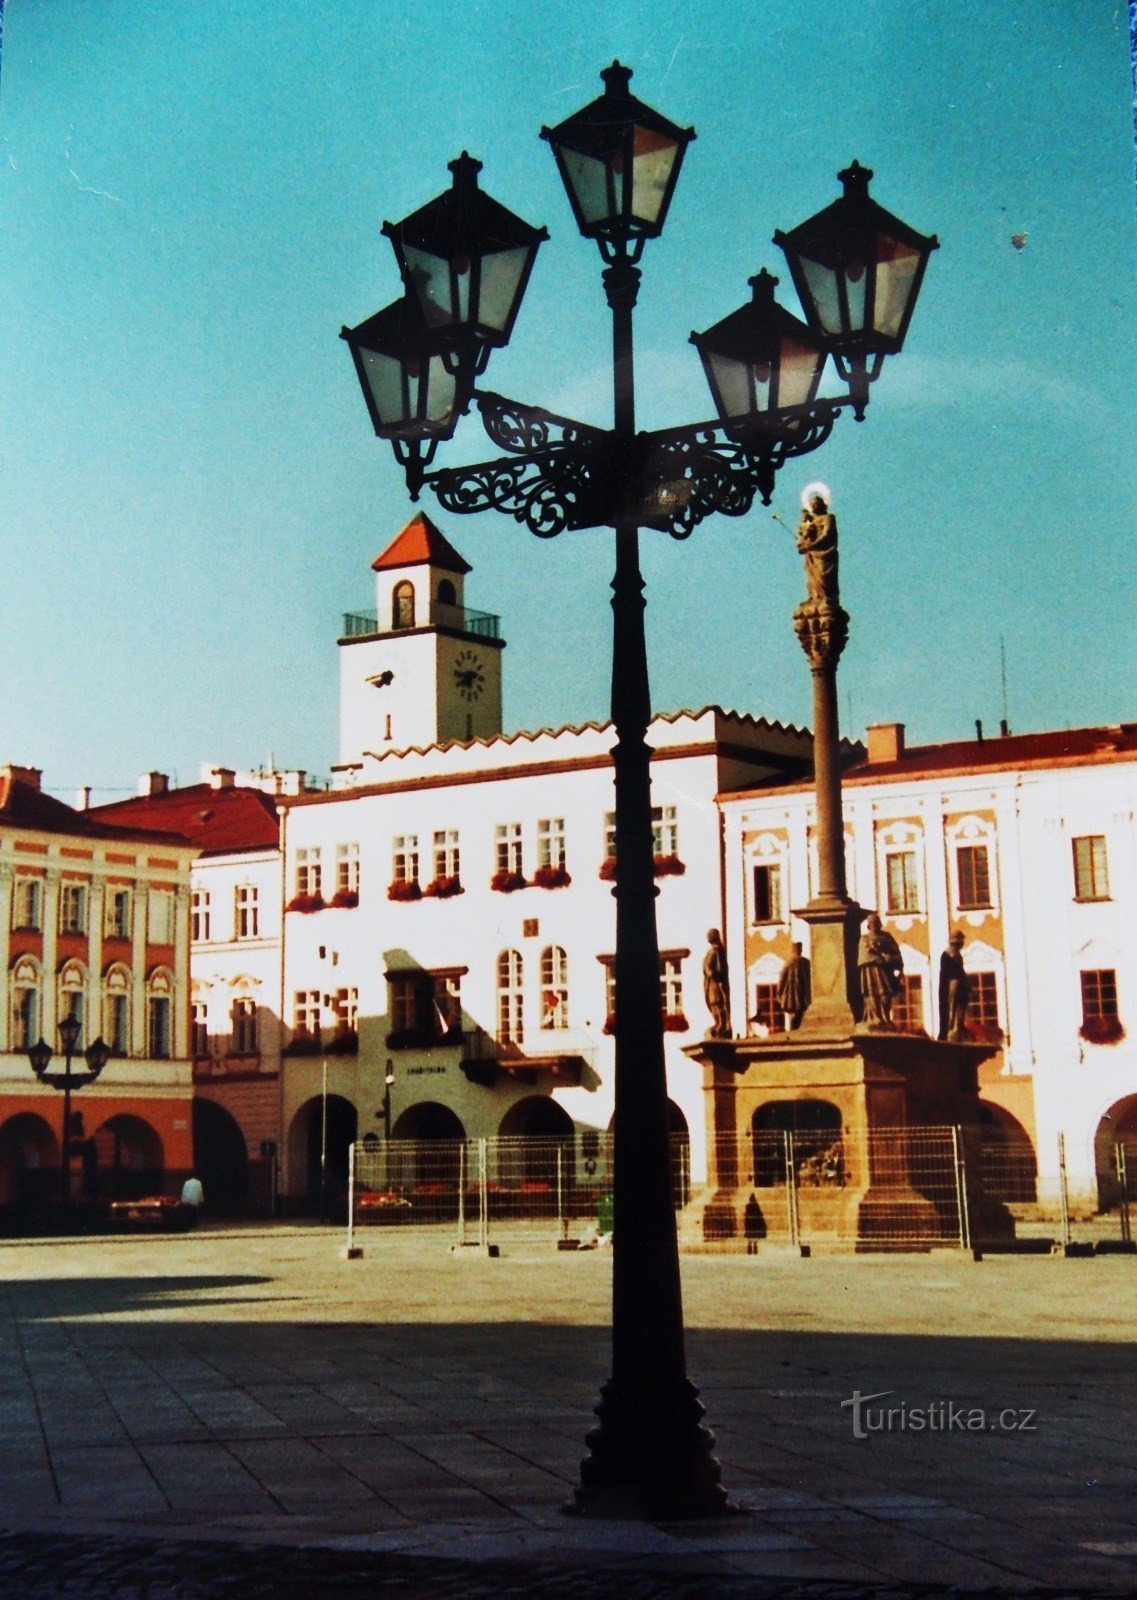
[371, 513, 471, 576]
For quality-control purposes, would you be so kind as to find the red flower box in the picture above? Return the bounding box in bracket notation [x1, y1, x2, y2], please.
[330, 889, 359, 909]
[602, 1013, 617, 1035]
[964, 1020, 1004, 1045]
[490, 868, 526, 893]
[1080, 1015, 1125, 1045]
[286, 892, 325, 914]
[663, 1012, 689, 1032]
[532, 863, 572, 889]
[653, 854, 686, 877]
[387, 879, 422, 902]
[598, 857, 618, 882]
[423, 876, 463, 898]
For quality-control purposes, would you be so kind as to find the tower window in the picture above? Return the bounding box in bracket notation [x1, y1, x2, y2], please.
[437, 578, 456, 607]
[392, 581, 415, 630]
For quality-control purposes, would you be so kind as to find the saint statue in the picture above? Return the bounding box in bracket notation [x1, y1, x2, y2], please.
[795, 482, 840, 611]
[777, 943, 811, 1031]
[857, 913, 903, 1030]
[703, 928, 732, 1039]
[938, 931, 972, 1042]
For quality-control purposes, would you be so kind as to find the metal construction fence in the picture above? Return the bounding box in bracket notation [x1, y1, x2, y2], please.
[344, 1130, 1137, 1256]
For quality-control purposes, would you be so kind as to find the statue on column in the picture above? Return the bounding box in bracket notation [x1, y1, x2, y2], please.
[857, 914, 903, 1030]
[938, 931, 972, 1042]
[777, 943, 811, 1031]
[795, 482, 840, 613]
[703, 929, 732, 1039]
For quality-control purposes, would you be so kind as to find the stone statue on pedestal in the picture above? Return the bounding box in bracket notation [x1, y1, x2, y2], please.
[777, 943, 811, 1031]
[703, 929, 732, 1039]
[938, 931, 972, 1043]
[795, 483, 840, 614]
[857, 914, 903, 1030]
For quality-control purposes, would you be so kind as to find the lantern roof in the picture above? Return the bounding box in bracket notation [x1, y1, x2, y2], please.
[540, 61, 695, 158]
[382, 153, 549, 258]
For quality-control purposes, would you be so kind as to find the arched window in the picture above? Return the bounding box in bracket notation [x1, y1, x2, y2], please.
[497, 949, 524, 1044]
[392, 580, 415, 630]
[540, 946, 569, 1030]
[146, 967, 174, 1060]
[104, 964, 133, 1056]
[58, 960, 88, 1048]
[10, 956, 42, 1049]
[230, 976, 259, 1055]
[437, 578, 456, 607]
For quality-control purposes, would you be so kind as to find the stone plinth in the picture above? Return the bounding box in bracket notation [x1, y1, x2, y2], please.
[685, 1030, 1015, 1250]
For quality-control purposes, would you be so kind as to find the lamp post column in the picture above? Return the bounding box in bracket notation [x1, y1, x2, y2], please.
[574, 256, 725, 1518]
[60, 1046, 74, 1203]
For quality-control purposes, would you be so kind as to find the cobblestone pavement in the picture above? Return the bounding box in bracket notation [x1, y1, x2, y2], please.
[2, 1226, 1136, 1595]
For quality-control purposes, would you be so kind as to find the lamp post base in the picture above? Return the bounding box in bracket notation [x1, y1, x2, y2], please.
[569, 1377, 731, 1520]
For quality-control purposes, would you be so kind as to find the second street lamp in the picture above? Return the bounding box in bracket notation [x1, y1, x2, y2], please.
[29, 1016, 111, 1204]
[341, 60, 937, 1520]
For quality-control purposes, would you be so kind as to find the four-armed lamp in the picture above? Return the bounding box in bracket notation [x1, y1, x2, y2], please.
[341, 62, 937, 1520]
[29, 1015, 110, 1204]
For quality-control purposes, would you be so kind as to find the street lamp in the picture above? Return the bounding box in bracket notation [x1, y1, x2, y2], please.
[29, 1016, 110, 1204]
[341, 60, 936, 1520]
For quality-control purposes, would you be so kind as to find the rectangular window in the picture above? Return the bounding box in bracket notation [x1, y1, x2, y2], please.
[148, 889, 175, 944]
[336, 843, 360, 897]
[885, 850, 920, 914]
[234, 884, 259, 940]
[956, 845, 991, 910]
[392, 834, 419, 885]
[970, 971, 1000, 1030]
[59, 882, 87, 935]
[295, 848, 322, 899]
[12, 877, 43, 931]
[1072, 836, 1109, 902]
[330, 987, 358, 1047]
[109, 993, 131, 1056]
[752, 863, 782, 924]
[390, 973, 460, 1043]
[893, 973, 925, 1033]
[652, 804, 679, 858]
[191, 1002, 208, 1059]
[148, 996, 171, 1059]
[660, 955, 684, 1018]
[537, 818, 566, 870]
[751, 982, 781, 1033]
[495, 822, 522, 875]
[1081, 969, 1119, 1023]
[603, 811, 617, 861]
[106, 887, 132, 940]
[433, 829, 460, 880]
[231, 997, 258, 1055]
[13, 987, 38, 1050]
[190, 889, 210, 943]
[292, 989, 322, 1046]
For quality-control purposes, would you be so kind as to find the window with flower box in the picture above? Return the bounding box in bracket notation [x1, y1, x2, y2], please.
[388, 970, 462, 1047]
[535, 820, 570, 887]
[234, 884, 259, 939]
[1080, 969, 1123, 1043]
[389, 835, 420, 899]
[290, 848, 323, 911]
[11, 876, 42, 932]
[540, 946, 569, 1029]
[426, 829, 462, 896]
[59, 882, 87, 936]
[333, 843, 360, 907]
[190, 889, 210, 943]
[492, 823, 525, 891]
[329, 986, 358, 1052]
[599, 951, 688, 1032]
[289, 989, 323, 1053]
[1072, 836, 1109, 902]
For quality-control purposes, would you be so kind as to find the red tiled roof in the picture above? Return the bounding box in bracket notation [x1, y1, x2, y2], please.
[89, 785, 280, 856]
[847, 724, 1137, 783]
[0, 777, 190, 847]
[371, 513, 471, 575]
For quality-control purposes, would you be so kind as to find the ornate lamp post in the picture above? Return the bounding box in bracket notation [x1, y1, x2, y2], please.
[341, 61, 936, 1520]
[29, 1016, 111, 1204]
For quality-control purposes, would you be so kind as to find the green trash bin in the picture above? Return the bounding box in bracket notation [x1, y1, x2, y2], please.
[596, 1193, 614, 1234]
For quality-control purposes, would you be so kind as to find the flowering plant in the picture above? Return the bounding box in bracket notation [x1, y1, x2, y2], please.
[490, 868, 526, 893]
[387, 879, 422, 902]
[1080, 1015, 1125, 1045]
[663, 1012, 690, 1032]
[598, 857, 618, 881]
[653, 854, 686, 877]
[423, 875, 463, 898]
[532, 863, 571, 889]
[286, 892, 325, 914]
[330, 889, 358, 909]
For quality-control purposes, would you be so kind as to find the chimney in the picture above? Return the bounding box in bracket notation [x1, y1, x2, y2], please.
[138, 772, 169, 797]
[2, 764, 42, 791]
[865, 723, 905, 764]
[74, 787, 92, 812]
[975, 720, 984, 744]
[208, 767, 236, 791]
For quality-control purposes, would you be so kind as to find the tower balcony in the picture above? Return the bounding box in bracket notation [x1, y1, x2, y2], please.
[341, 601, 502, 642]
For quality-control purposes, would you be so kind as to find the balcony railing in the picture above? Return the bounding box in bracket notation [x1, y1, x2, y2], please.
[460, 1026, 596, 1086]
[341, 602, 502, 642]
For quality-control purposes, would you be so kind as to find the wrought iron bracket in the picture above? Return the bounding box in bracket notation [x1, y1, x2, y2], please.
[412, 391, 851, 540]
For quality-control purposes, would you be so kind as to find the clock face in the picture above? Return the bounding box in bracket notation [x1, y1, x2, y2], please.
[453, 648, 487, 702]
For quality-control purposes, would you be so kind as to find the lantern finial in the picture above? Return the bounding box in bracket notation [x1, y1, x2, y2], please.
[601, 61, 633, 94]
[837, 159, 873, 196]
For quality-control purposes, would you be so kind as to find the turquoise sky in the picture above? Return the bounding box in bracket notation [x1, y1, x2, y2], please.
[1, 1, 1134, 795]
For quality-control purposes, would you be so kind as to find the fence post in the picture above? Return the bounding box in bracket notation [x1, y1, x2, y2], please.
[339, 1141, 363, 1259]
[785, 1130, 800, 1250]
[457, 1140, 467, 1246]
[557, 1145, 566, 1242]
[1116, 1143, 1131, 1244]
[952, 1126, 972, 1252]
[1058, 1132, 1071, 1248]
